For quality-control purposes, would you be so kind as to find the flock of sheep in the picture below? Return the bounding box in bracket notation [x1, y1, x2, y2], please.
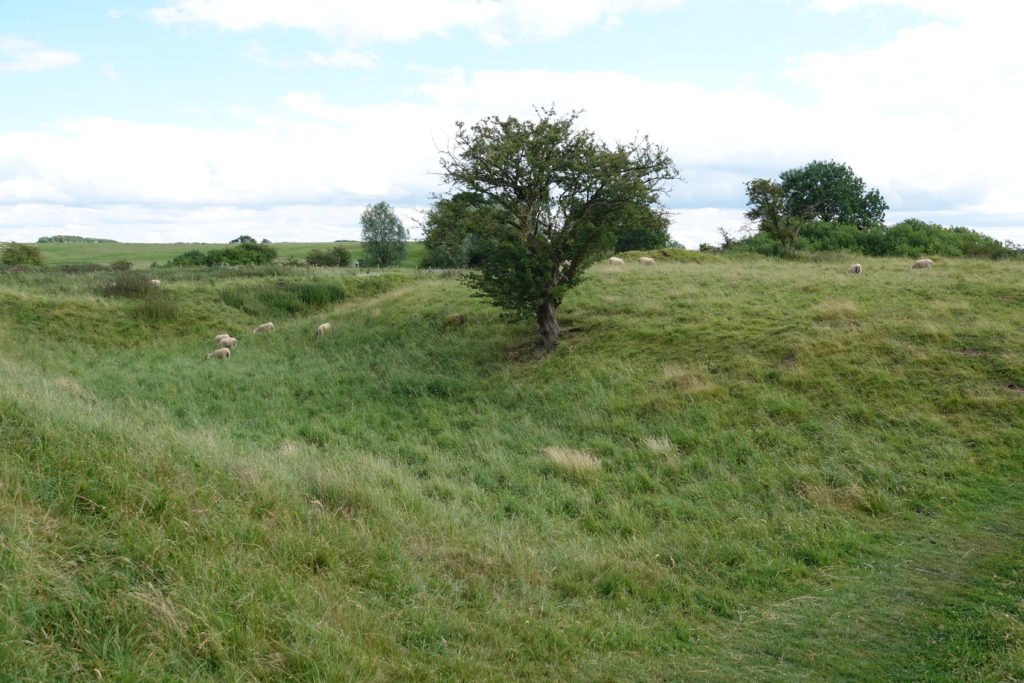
[205, 321, 331, 359]
[200, 256, 936, 359]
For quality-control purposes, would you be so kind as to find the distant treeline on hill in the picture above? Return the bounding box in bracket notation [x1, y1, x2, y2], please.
[37, 235, 119, 243]
[713, 219, 1021, 259]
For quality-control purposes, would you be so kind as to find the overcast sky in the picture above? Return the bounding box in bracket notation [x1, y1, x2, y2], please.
[2, 0, 1022, 247]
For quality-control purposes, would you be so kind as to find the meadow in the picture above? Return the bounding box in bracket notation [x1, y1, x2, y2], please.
[31, 240, 426, 268]
[0, 253, 1021, 680]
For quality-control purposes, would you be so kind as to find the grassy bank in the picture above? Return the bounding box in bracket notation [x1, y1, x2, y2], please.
[0, 256, 1021, 679]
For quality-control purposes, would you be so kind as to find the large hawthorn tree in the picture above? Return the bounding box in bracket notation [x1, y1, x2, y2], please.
[439, 108, 678, 350]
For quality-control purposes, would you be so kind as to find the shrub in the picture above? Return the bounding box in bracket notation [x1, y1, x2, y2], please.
[306, 246, 352, 267]
[1, 243, 45, 267]
[169, 243, 277, 267]
[111, 260, 133, 271]
[100, 272, 160, 298]
[132, 295, 178, 323]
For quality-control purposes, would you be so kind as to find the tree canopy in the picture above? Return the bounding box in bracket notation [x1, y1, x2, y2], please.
[779, 160, 888, 229]
[360, 202, 407, 267]
[439, 107, 678, 349]
[1, 242, 46, 267]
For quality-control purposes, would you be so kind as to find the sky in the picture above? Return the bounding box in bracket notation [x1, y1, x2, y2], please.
[1, 0, 1023, 247]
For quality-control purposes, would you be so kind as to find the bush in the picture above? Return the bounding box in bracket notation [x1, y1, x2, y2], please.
[100, 272, 160, 298]
[1, 243, 45, 267]
[132, 296, 178, 323]
[306, 246, 352, 267]
[110, 260, 133, 271]
[168, 243, 278, 267]
[220, 280, 348, 318]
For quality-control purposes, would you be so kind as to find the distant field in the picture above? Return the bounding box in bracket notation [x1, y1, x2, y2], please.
[32, 240, 426, 268]
[0, 255, 1021, 679]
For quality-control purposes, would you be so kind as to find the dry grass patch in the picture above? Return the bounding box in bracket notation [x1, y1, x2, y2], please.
[662, 363, 717, 394]
[543, 446, 601, 475]
[643, 436, 675, 456]
[813, 299, 859, 323]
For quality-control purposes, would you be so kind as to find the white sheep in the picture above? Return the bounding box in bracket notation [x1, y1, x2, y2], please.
[608, 257, 624, 265]
[149, 279, 161, 286]
[219, 337, 237, 348]
[316, 322, 331, 338]
[638, 257, 656, 266]
[847, 263, 863, 275]
[911, 258, 934, 269]
[252, 322, 275, 333]
[206, 348, 230, 359]
[213, 333, 231, 342]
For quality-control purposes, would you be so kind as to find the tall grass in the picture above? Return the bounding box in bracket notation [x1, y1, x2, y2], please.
[0, 256, 1021, 679]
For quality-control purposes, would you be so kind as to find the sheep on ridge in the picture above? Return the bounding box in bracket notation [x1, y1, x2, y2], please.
[911, 259, 934, 269]
[253, 322, 275, 333]
[206, 348, 230, 359]
[608, 257, 624, 265]
[846, 263, 863, 275]
[316, 323, 331, 338]
[219, 337, 237, 348]
[639, 257, 656, 266]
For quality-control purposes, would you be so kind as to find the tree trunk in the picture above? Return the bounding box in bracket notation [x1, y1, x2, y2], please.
[536, 299, 561, 351]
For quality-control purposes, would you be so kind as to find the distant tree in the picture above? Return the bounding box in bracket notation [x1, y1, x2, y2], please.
[1, 242, 45, 266]
[439, 107, 678, 350]
[421, 192, 508, 268]
[229, 235, 257, 244]
[779, 160, 888, 229]
[744, 178, 805, 255]
[360, 202, 407, 267]
[261, 238, 271, 244]
[306, 245, 352, 267]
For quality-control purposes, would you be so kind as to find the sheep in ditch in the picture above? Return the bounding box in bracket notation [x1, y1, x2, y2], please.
[639, 257, 656, 266]
[608, 257, 624, 265]
[252, 322, 275, 333]
[316, 322, 331, 338]
[847, 263, 863, 275]
[218, 337, 237, 348]
[206, 348, 230, 359]
[214, 333, 231, 342]
[911, 258, 934, 269]
[149, 279, 161, 286]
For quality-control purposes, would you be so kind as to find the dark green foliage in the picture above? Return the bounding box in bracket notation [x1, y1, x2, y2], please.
[744, 178, 805, 255]
[306, 245, 352, 267]
[609, 203, 672, 252]
[723, 218, 1017, 259]
[229, 235, 257, 244]
[167, 243, 277, 267]
[439, 107, 678, 349]
[132, 295, 178, 323]
[421, 192, 507, 268]
[360, 202, 407, 267]
[110, 259, 133, 271]
[779, 160, 888, 228]
[36, 235, 118, 243]
[1, 242, 46, 267]
[99, 272, 161, 298]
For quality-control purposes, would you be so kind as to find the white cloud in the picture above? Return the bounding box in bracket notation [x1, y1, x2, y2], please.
[149, 0, 686, 46]
[308, 49, 378, 70]
[0, 37, 79, 72]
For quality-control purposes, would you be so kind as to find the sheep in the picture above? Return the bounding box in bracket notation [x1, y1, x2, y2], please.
[638, 257, 656, 266]
[214, 333, 231, 342]
[846, 263, 863, 275]
[252, 322, 275, 333]
[911, 258, 934, 269]
[219, 337, 237, 348]
[149, 279, 161, 286]
[206, 348, 230, 359]
[608, 257, 624, 265]
[316, 322, 331, 338]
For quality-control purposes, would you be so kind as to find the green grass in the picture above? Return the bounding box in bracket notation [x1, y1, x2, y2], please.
[31, 241, 426, 268]
[0, 256, 1021, 679]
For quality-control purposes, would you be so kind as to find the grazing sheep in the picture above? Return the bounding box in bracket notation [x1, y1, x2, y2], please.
[316, 322, 331, 338]
[847, 263, 863, 275]
[911, 258, 934, 269]
[206, 348, 230, 359]
[219, 337, 237, 348]
[214, 333, 231, 342]
[149, 279, 161, 286]
[608, 257, 624, 265]
[639, 257, 656, 266]
[252, 322, 275, 333]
